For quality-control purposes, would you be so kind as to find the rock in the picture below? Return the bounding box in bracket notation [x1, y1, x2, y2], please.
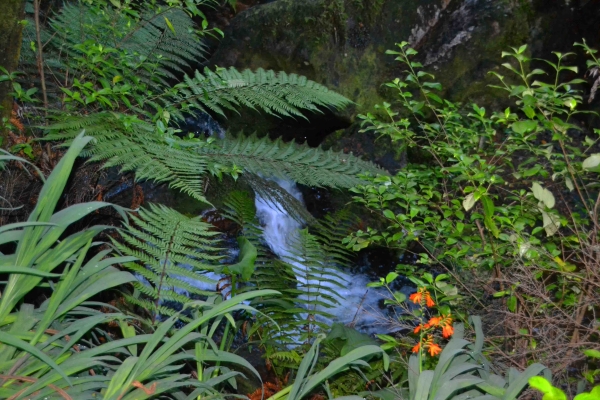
[208, 0, 600, 170]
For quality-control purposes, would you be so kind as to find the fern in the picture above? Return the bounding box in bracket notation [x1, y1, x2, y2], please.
[113, 203, 223, 323]
[27, 0, 386, 210]
[20, 0, 356, 124]
[19, 1, 209, 112]
[163, 67, 353, 120]
[268, 350, 303, 370]
[222, 192, 358, 350]
[44, 113, 387, 206]
[200, 133, 383, 188]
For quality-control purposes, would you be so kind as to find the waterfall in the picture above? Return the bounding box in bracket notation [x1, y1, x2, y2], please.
[255, 179, 396, 334]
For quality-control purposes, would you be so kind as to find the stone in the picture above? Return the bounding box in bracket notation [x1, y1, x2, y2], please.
[208, 0, 600, 170]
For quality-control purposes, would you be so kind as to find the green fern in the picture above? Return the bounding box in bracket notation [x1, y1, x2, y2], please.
[19, 1, 209, 111]
[200, 133, 383, 188]
[268, 350, 303, 370]
[164, 67, 353, 120]
[222, 192, 359, 350]
[20, 0, 353, 121]
[113, 203, 223, 323]
[44, 113, 386, 205]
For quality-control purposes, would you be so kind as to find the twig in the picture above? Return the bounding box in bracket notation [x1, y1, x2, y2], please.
[34, 0, 48, 116]
[349, 290, 369, 327]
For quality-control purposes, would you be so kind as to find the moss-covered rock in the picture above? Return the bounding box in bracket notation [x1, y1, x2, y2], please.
[209, 0, 600, 170]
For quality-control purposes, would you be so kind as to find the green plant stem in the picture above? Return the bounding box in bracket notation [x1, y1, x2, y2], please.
[213, 275, 236, 377]
[267, 384, 292, 400]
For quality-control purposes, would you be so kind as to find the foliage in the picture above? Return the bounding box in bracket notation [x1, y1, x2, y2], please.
[371, 317, 550, 400]
[167, 67, 353, 121]
[0, 133, 135, 397]
[19, 0, 353, 121]
[18, 0, 384, 214]
[529, 376, 600, 400]
[222, 192, 358, 358]
[0, 133, 282, 398]
[114, 203, 224, 324]
[267, 333, 389, 400]
[346, 40, 600, 378]
[19, 0, 218, 114]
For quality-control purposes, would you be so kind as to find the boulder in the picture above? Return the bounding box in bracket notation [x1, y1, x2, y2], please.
[209, 0, 600, 170]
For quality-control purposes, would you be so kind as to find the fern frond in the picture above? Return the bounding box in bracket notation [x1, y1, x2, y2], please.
[116, 203, 222, 323]
[200, 134, 385, 189]
[44, 113, 214, 203]
[268, 350, 303, 366]
[311, 209, 359, 267]
[164, 67, 353, 120]
[222, 192, 359, 350]
[45, 114, 387, 205]
[19, 3, 207, 110]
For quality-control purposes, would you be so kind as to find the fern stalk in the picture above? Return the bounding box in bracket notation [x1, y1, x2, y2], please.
[153, 220, 181, 324]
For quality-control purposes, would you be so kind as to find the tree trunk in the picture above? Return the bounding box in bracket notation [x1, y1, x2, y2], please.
[0, 0, 26, 144]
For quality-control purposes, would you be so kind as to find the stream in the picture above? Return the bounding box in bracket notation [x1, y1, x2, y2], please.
[255, 179, 401, 335]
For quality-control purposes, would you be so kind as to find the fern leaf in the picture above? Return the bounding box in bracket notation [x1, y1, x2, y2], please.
[200, 134, 386, 189]
[163, 67, 353, 120]
[116, 204, 222, 323]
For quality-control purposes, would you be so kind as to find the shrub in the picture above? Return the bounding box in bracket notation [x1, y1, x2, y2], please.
[346, 41, 600, 385]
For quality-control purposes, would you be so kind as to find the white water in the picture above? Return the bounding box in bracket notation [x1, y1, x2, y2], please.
[255, 179, 395, 335]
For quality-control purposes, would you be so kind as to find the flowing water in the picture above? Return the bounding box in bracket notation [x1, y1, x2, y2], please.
[254, 179, 400, 335]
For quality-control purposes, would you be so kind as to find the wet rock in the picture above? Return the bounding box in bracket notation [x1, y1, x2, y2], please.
[208, 0, 600, 169]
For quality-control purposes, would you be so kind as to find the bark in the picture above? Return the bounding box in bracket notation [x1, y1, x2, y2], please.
[0, 0, 26, 143]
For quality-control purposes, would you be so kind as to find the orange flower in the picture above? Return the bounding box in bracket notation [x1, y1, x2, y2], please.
[409, 289, 423, 304]
[427, 341, 442, 356]
[411, 342, 421, 353]
[409, 288, 435, 307]
[425, 292, 435, 307]
[442, 323, 454, 338]
[413, 324, 423, 334]
[434, 315, 454, 338]
[426, 316, 442, 328]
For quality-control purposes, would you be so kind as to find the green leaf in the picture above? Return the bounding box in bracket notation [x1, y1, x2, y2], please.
[393, 291, 406, 303]
[583, 349, 600, 359]
[503, 364, 550, 400]
[528, 376, 554, 394]
[383, 209, 395, 219]
[0, 331, 71, 386]
[414, 370, 434, 400]
[225, 237, 257, 281]
[0, 266, 62, 277]
[164, 17, 176, 34]
[385, 272, 399, 284]
[432, 378, 484, 400]
[523, 105, 536, 119]
[582, 154, 600, 170]
[523, 165, 541, 177]
[507, 296, 517, 312]
[512, 120, 537, 134]
[480, 195, 499, 238]
[463, 193, 476, 211]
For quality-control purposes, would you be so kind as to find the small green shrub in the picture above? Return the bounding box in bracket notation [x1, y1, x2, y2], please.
[346, 40, 600, 382]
